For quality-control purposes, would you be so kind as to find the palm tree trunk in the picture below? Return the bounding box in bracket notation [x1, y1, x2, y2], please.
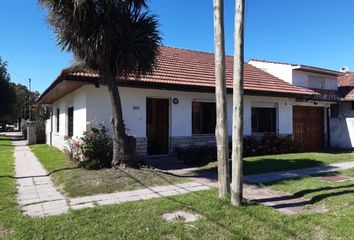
[231, 0, 245, 207]
[104, 71, 136, 168]
[213, 0, 230, 198]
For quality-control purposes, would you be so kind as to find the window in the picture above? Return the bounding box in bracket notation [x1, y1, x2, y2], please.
[351, 102, 354, 110]
[308, 75, 326, 89]
[192, 102, 216, 134]
[68, 107, 74, 137]
[56, 108, 60, 132]
[330, 104, 338, 118]
[251, 107, 276, 133]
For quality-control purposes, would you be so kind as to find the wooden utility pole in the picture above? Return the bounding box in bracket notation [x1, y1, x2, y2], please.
[213, 0, 230, 198]
[231, 0, 245, 206]
[28, 78, 32, 120]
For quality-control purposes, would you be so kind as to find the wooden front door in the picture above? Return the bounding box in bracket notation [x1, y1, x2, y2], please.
[293, 106, 324, 151]
[147, 98, 169, 155]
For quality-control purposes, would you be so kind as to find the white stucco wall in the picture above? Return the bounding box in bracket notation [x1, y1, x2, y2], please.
[248, 61, 293, 84]
[292, 70, 338, 90]
[50, 86, 87, 150]
[48, 83, 335, 152]
[84, 85, 297, 138]
[248, 60, 338, 91]
[330, 102, 354, 149]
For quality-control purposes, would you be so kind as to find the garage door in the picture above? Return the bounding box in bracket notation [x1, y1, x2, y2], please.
[293, 106, 324, 151]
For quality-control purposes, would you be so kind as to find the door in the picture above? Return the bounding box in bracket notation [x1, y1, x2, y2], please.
[147, 98, 169, 155]
[293, 106, 324, 151]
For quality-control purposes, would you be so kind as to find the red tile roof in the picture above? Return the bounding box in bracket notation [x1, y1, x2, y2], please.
[337, 74, 354, 100]
[344, 88, 354, 100]
[39, 46, 317, 104]
[339, 73, 354, 87]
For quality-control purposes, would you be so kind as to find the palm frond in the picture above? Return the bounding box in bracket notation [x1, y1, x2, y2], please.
[39, 0, 161, 79]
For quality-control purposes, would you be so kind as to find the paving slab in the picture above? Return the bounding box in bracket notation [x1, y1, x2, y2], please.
[71, 202, 95, 210]
[12, 136, 69, 217]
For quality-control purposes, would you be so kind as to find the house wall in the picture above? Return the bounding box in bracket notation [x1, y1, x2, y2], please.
[84, 86, 302, 155]
[85, 85, 295, 137]
[248, 61, 293, 84]
[49, 86, 87, 151]
[47, 84, 333, 155]
[292, 70, 338, 90]
[330, 102, 354, 149]
[248, 61, 338, 91]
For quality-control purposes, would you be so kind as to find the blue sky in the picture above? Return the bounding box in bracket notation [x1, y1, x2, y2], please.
[1, 0, 354, 93]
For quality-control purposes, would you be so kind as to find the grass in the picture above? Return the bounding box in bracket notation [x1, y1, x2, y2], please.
[1, 136, 354, 239]
[30, 144, 187, 197]
[267, 169, 354, 212]
[201, 151, 354, 175]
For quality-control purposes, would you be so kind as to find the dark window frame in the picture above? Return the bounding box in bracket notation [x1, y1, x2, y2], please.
[192, 101, 216, 134]
[330, 104, 339, 118]
[251, 107, 277, 133]
[56, 108, 60, 133]
[68, 107, 74, 137]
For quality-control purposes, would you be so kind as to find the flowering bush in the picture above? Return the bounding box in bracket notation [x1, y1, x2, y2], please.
[79, 124, 112, 169]
[240, 133, 302, 157]
[65, 138, 83, 162]
[176, 134, 302, 166]
[65, 124, 112, 170]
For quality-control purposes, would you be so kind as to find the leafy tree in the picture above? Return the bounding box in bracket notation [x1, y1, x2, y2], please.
[0, 57, 17, 127]
[40, 0, 161, 168]
[4, 83, 40, 124]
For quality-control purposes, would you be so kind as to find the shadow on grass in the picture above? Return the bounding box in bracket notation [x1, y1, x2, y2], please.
[261, 170, 354, 206]
[0, 167, 80, 180]
[112, 167, 298, 239]
[197, 158, 331, 176]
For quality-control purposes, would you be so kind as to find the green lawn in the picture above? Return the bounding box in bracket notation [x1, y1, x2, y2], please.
[2, 136, 354, 239]
[201, 151, 354, 175]
[267, 169, 354, 212]
[30, 144, 186, 197]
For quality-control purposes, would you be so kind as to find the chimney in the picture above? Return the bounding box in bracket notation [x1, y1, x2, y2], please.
[340, 66, 349, 73]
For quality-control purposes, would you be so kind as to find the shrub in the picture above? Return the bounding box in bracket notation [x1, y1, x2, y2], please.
[239, 133, 302, 157]
[174, 134, 302, 166]
[175, 145, 216, 166]
[65, 124, 112, 170]
[65, 138, 83, 162]
[79, 124, 112, 169]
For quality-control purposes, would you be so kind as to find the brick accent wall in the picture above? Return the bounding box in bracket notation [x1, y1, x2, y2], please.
[170, 135, 217, 152]
[135, 137, 147, 156]
[51, 133, 68, 151]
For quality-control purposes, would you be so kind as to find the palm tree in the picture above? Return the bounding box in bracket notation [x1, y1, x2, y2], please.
[39, 0, 161, 168]
[231, 0, 245, 206]
[213, 0, 230, 198]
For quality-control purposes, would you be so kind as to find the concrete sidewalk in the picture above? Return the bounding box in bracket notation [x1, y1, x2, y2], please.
[13, 136, 69, 217]
[10, 134, 210, 217]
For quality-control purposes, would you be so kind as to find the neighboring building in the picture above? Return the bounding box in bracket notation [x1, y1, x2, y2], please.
[330, 72, 354, 148]
[39, 46, 329, 156]
[248, 59, 345, 150]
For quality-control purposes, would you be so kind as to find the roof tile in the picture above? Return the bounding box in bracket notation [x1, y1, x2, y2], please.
[67, 46, 316, 96]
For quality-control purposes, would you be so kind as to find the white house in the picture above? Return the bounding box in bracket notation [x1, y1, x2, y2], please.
[39, 46, 337, 156]
[248, 59, 346, 149]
